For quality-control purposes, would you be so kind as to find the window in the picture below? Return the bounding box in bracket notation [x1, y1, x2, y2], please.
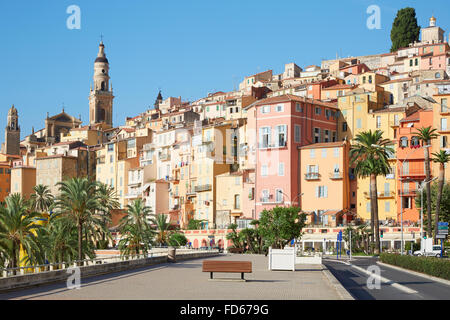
[278, 163, 285, 176]
[400, 136, 408, 147]
[366, 202, 371, 213]
[310, 149, 316, 158]
[321, 148, 327, 158]
[261, 165, 268, 177]
[234, 194, 240, 209]
[441, 98, 448, 112]
[316, 186, 328, 198]
[296, 103, 302, 112]
[342, 122, 348, 132]
[324, 130, 329, 142]
[315, 107, 321, 115]
[415, 58, 418, 66]
[275, 104, 284, 112]
[107, 144, 114, 152]
[376, 116, 381, 128]
[368, 75, 372, 84]
[261, 105, 270, 114]
[332, 131, 337, 142]
[294, 125, 301, 143]
[441, 118, 448, 131]
[333, 148, 339, 158]
[261, 190, 269, 202]
[314, 128, 320, 143]
[356, 118, 362, 129]
[275, 189, 283, 203]
[276, 125, 287, 147]
[411, 136, 420, 146]
[259, 127, 271, 148]
[440, 135, 448, 148]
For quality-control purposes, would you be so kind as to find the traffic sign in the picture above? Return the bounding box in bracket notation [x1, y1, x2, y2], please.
[436, 234, 447, 239]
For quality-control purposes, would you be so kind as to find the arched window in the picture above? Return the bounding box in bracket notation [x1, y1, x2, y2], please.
[101, 81, 105, 91]
[435, 72, 441, 79]
[400, 136, 408, 147]
[411, 136, 420, 147]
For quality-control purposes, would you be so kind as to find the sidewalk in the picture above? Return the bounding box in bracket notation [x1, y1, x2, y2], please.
[1, 254, 344, 300]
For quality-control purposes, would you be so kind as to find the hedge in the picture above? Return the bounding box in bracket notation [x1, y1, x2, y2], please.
[380, 253, 450, 281]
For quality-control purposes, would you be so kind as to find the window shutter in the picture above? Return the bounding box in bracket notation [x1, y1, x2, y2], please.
[324, 186, 328, 198]
[315, 186, 319, 198]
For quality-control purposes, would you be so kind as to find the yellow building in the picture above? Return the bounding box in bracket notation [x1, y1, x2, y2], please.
[60, 124, 104, 146]
[10, 164, 36, 199]
[215, 172, 244, 228]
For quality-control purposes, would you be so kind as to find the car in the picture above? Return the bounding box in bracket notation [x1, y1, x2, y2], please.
[413, 245, 442, 257]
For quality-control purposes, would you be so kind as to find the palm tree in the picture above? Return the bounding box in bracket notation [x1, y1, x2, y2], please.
[432, 150, 450, 242]
[152, 213, 171, 246]
[0, 194, 44, 271]
[119, 199, 154, 256]
[350, 130, 393, 254]
[30, 184, 54, 214]
[95, 183, 119, 248]
[55, 177, 101, 263]
[415, 126, 438, 238]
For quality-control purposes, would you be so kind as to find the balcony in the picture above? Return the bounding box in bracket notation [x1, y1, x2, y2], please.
[398, 169, 426, 178]
[440, 106, 450, 115]
[258, 141, 287, 149]
[389, 120, 400, 128]
[398, 189, 418, 196]
[364, 191, 395, 198]
[304, 173, 320, 180]
[329, 172, 343, 180]
[158, 152, 171, 161]
[194, 184, 212, 192]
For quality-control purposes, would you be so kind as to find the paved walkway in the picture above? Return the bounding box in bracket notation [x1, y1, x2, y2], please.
[0, 254, 342, 300]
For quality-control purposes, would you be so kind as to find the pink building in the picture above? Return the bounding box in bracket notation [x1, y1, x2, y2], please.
[249, 95, 339, 217]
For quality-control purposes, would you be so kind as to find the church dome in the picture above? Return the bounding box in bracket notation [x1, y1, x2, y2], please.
[95, 56, 109, 63]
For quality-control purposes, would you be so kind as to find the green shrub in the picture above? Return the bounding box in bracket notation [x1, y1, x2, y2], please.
[168, 233, 188, 247]
[380, 253, 450, 280]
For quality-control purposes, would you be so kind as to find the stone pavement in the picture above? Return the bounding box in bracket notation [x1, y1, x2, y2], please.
[0, 254, 342, 300]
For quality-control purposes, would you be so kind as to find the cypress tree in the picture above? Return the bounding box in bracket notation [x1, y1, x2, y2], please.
[390, 7, 421, 52]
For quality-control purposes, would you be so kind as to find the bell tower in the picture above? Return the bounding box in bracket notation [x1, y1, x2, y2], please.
[3, 105, 20, 155]
[89, 41, 114, 128]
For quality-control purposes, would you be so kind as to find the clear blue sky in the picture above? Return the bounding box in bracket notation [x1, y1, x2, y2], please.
[1, 0, 450, 142]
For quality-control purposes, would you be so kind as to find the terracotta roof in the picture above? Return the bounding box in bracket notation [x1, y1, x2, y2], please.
[381, 77, 412, 85]
[322, 84, 355, 90]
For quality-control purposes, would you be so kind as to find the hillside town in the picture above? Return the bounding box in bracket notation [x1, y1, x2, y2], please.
[1, 15, 449, 251]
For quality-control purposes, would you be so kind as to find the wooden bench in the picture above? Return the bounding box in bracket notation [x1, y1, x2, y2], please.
[227, 247, 244, 254]
[202, 260, 252, 280]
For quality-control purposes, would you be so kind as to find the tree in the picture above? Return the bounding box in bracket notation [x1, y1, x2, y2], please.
[226, 223, 243, 249]
[415, 126, 438, 239]
[30, 184, 54, 214]
[55, 177, 102, 263]
[118, 199, 154, 257]
[168, 233, 188, 247]
[415, 182, 450, 233]
[432, 150, 450, 241]
[257, 206, 306, 249]
[390, 7, 420, 52]
[151, 214, 171, 246]
[0, 194, 44, 270]
[187, 219, 205, 230]
[350, 130, 393, 254]
[95, 183, 119, 248]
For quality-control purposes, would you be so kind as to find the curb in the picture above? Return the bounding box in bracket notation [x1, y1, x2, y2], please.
[321, 264, 354, 300]
[376, 261, 450, 287]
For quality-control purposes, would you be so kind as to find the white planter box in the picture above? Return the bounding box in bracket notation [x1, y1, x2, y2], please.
[295, 256, 322, 264]
[268, 247, 295, 271]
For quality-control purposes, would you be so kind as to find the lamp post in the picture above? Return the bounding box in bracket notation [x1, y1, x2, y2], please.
[398, 144, 431, 255]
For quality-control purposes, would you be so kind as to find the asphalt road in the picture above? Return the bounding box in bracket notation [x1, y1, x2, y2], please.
[323, 257, 450, 300]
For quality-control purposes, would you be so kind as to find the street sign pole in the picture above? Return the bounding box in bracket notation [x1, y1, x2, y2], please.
[349, 230, 352, 261]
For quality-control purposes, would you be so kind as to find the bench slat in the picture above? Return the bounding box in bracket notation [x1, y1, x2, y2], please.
[202, 261, 252, 273]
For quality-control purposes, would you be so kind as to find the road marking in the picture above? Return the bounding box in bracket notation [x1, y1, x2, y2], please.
[350, 264, 418, 294]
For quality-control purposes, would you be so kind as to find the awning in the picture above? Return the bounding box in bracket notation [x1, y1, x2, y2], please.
[323, 210, 343, 216]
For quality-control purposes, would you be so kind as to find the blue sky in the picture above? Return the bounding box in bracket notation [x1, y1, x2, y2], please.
[1, 0, 450, 142]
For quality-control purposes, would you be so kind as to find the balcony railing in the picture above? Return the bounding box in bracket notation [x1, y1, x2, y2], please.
[159, 153, 170, 161]
[258, 141, 287, 149]
[304, 173, 320, 180]
[398, 170, 426, 177]
[364, 191, 395, 198]
[329, 172, 343, 180]
[441, 106, 449, 114]
[398, 189, 418, 196]
[194, 184, 212, 192]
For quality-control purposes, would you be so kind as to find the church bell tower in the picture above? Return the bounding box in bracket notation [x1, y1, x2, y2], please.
[3, 105, 20, 155]
[89, 41, 114, 128]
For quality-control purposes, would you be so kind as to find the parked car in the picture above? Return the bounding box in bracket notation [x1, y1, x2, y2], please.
[413, 245, 442, 257]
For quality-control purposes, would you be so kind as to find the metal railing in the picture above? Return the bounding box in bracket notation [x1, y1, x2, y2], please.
[0, 248, 216, 278]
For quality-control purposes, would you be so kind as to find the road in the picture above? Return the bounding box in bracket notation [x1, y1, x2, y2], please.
[323, 256, 450, 300]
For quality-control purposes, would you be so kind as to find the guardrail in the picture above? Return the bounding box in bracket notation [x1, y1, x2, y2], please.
[0, 248, 214, 278]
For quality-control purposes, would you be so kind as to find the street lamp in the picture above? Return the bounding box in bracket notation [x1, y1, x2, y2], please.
[398, 144, 431, 255]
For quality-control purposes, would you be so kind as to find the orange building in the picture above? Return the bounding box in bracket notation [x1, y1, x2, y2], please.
[299, 141, 352, 227]
[396, 108, 434, 223]
[0, 161, 11, 202]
